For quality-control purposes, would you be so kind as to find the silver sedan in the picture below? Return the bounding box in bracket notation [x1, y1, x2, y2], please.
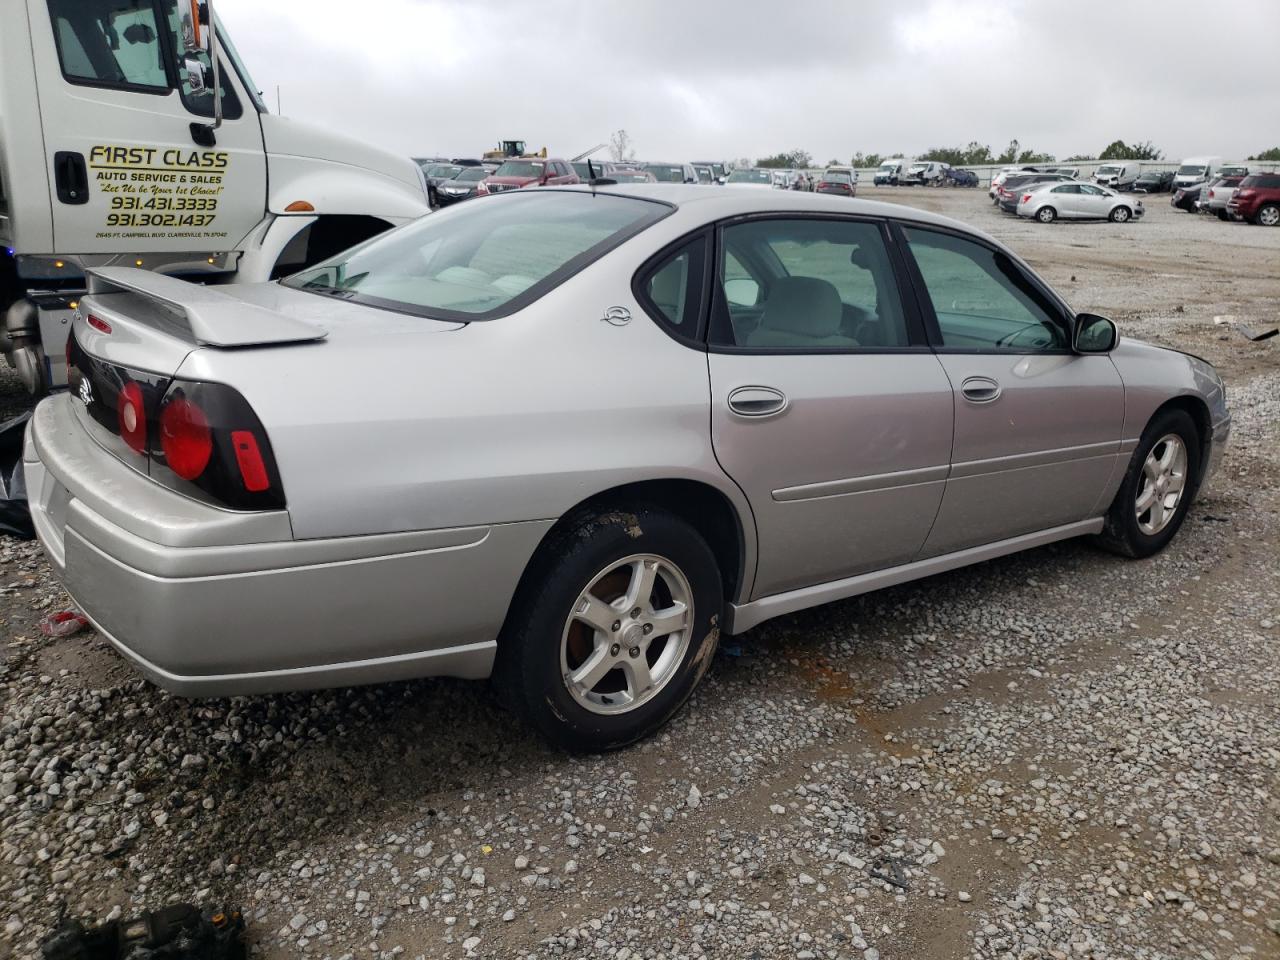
[27, 187, 1229, 750]
[1016, 181, 1145, 223]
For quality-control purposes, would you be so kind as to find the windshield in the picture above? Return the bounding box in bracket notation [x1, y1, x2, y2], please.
[1177, 164, 1207, 176]
[494, 161, 545, 178]
[822, 173, 852, 183]
[877, 162, 898, 172]
[1219, 166, 1249, 177]
[212, 14, 267, 113]
[1096, 166, 1122, 175]
[644, 165, 686, 183]
[428, 164, 461, 178]
[610, 172, 654, 182]
[284, 192, 669, 320]
[727, 169, 771, 184]
[452, 167, 487, 183]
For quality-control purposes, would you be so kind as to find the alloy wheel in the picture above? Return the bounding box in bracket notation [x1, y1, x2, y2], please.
[1259, 205, 1280, 226]
[1135, 434, 1188, 535]
[560, 554, 694, 715]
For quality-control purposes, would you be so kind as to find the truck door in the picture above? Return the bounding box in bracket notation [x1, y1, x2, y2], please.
[32, 0, 266, 256]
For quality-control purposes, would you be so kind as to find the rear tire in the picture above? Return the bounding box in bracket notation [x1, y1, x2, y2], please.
[1095, 408, 1200, 559]
[1255, 204, 1280, 226]
[1109, 206, 1132, 223]
[1037, 206, 1057, 223]
[494, 506, 723, 752]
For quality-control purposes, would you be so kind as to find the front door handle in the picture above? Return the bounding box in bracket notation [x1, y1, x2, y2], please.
[960, 376, 1002, 403]
[53, 151, 89, 205]
[727, 385, 788, 418]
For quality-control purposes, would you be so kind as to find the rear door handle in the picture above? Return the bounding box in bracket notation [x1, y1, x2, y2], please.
[727, 385, 788, 418]
[960, 376, 1001, 403]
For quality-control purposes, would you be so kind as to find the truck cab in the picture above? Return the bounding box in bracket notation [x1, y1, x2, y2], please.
[0, 0, 430, 393]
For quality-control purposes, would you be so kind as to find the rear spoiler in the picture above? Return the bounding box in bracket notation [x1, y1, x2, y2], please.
[86, 267, 327, 347]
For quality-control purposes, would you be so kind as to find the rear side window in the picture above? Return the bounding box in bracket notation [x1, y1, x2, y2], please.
[637, 236, 708, 342]
[285, 192, 671, 320]
[711, 218, 909, 351]
[903, 227, 1068, 353]
[1242, 175, 1280, 189]
[49, 0, 168, 90]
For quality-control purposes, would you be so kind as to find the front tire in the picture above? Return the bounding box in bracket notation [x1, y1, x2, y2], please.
[1255, 204, 1280, 226]
[1096, 408, 1200, 558]
[1037, 206, 1057, 223]
[1109, 205, 1132, 223]
[495, 507, 723, 751]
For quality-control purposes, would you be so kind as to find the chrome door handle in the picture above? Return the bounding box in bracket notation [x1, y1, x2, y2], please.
[960, 376, 1001, 403]
[727, 385, 788, 418]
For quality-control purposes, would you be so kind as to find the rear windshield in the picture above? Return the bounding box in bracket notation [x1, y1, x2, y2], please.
[822, 172, 852, 183]
[284, 192, 669, 320]
[645, 164, 687, 182]
[494, 160, 545, 177]
[727, 169, 771, 183]
[454, 167, 488, 182]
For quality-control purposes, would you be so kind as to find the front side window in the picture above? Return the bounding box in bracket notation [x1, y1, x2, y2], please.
[711, 218, 909, 351]
[285, 192, 670, 320]
[902, 227, 1068, 352]
[49, 0, 168, 89]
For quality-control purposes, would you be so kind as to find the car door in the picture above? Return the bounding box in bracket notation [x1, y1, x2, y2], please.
[894, 223, 1124, 556]
[705, 215, 955, 598]
[32, 0, 267, 255]
[1046, 183, 1083, 218]
[1076, 183, 1112, 219]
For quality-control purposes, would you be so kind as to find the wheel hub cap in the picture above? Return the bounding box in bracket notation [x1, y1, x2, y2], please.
[1135, 434, 1188, 536]
[560, 554, 694, 716]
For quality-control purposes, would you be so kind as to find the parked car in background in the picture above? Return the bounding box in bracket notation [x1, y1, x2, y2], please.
[420, 162, 463, 207]
[989, 165, 1041, 199]
[1092, 161, 1139, 191]
[1218, 163, 1255, 179]
[1227, 173, 1280, 225]
[874, 158, 911, 185]
[34, 186, 1229, 750]
[480, 158, 580, 195]
[1173, 156, 1222, 190]
[1017, 181, 1144, 223]
[904, 160, 950, 186]
[601, 169, 658, 184]
[643, 162, 699, 184]
[1202, 176, 1247, 220]
[997, 174, 1071, 211]
[724, 168, 775, 188]
[945, 168, 979, 187]
[1133, 170, 1175, 193]
[1045, 166, 1080, 179]
[815, 170, 856, 197]
[572, 160, 632, 182]
[693, 162, 729, 183]
[1171, 181, 1208, 213]
[434, 166, 490, 207]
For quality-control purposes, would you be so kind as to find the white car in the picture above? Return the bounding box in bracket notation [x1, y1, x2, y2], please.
[724, 168, 775, 189]
[1016, 182, 1144, 223]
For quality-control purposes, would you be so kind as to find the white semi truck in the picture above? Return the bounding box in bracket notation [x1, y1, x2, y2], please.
[0, 0, 431, 394]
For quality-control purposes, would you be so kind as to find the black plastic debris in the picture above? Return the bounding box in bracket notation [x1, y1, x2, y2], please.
[0, 410, 33, 540]
[40, 903, 246, 960]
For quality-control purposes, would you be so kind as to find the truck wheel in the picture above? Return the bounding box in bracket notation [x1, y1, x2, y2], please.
[1109, 206, 1132, 223]
[1095, 408, 1200, 559]
[1256, 204, 1280, 226]
[1037, 206, 1057, 223]
[495, 506, 723, 752]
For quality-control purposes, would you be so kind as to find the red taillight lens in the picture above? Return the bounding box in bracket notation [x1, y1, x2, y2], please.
[117, 381, 147, 454]
[159, 395, 213, 480]
[1022, 194, 1033, 203]
[230, 430, 270, 492]
[87, 314, 112, 334]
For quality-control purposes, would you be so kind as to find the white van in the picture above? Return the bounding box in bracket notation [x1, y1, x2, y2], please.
[1173, 156, 1223, 189]
[1092, 161, 1140, 191]
[873, 158, 910, 185]
[904, 161, 949, 186]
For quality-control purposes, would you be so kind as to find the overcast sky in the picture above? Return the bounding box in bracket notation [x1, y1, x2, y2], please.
[217, 0, 1280, 165]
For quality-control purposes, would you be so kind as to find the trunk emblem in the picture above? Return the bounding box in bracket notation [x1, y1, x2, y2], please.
[79, 377, 93, 406]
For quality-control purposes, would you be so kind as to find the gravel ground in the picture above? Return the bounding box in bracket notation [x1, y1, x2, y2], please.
[1, 188, 1278, 960]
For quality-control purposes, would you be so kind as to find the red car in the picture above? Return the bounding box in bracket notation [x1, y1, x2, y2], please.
[478, 158, 580, 195]
[1226, 173, 1280, 226]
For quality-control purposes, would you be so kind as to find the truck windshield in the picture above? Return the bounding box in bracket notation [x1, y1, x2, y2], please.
[1096, 166, 1121, 175]
[284, 192, 670, 320]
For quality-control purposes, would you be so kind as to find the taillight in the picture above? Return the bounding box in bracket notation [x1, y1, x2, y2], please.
[117, 381, 147, 454]
[159, 394, 213, 480]
[151, 379, 285, 510]
[87, 314, 112, 334]
[1022, 194, 1033, 203]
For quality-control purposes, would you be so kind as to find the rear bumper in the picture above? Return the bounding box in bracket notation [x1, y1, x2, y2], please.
[25, 395, 552, 696]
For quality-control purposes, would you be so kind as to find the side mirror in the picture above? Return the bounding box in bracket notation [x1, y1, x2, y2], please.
[183, 54, 211, 94]
[724, 277, 761, 307]
[1073, 313, 1118, 354]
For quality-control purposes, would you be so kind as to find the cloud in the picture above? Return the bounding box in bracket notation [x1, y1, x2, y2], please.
[216, 0, 1280, 164]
